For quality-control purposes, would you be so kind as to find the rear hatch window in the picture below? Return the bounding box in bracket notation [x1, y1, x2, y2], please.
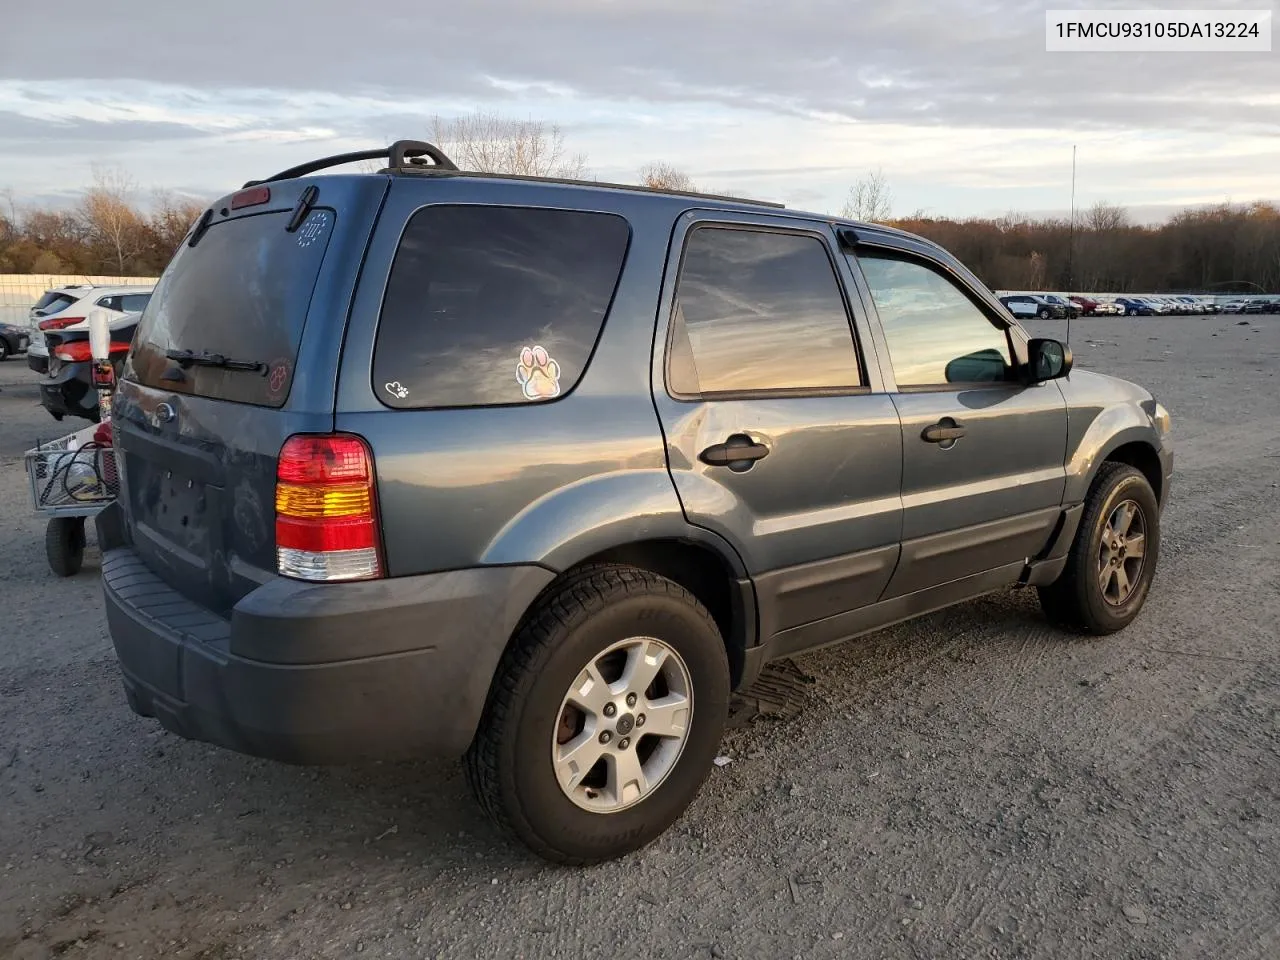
[372, 205, 629, 408]
[32, 292, 78, 317]
[125, 208, 335, 407]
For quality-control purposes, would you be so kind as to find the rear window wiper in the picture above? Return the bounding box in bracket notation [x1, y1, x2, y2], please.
[165, 349, 265, 373]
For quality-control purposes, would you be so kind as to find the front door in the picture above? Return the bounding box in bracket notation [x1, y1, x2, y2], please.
[849, 247, 1069, 598]
[652, 213, 903, 641]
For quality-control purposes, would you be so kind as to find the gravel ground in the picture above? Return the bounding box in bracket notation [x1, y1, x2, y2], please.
[1, 315, 1277, 960]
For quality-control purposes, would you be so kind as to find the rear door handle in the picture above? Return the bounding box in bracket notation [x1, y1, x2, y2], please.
[922, 420, 966, 443]
[699, 434, 771, 471]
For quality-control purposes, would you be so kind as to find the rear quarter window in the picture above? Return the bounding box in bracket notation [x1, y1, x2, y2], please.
[372, 205, 630, 409]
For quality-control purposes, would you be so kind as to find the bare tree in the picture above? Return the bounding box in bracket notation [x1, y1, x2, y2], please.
[840, 169, 893, 222]
[638, 162, 697, 192]
[150, 190, 208, 258]
[428, 112, 588, 179]
[1028, 251, 1047, 290]
[1085, 200, 1128, 232]
[80, 166, 146, 273]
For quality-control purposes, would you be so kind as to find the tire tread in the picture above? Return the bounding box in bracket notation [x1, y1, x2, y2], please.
[1038, 461, 1154, 634]
[464, 564, 719, 864]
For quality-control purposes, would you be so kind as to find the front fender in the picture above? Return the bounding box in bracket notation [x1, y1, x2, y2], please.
[1065, 413, 1166, 505]
[479, 469, 748, 576]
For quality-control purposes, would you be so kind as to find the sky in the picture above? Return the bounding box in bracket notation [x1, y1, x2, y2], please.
[1, 0, 1277, 221]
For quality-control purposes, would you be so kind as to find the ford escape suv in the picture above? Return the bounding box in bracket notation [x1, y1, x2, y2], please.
[99, 141, 1173, 865]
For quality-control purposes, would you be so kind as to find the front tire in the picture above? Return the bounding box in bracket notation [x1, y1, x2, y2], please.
[465, 566, 730, 864]
[1039, 463, 1160, 634]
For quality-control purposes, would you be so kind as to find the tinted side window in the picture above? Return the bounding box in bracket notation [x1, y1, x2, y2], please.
[667, 227, 861, 397]
[96, 296, 121, 311]
[858, 254, 1012, 387]
[120, 294, 151, 313]
[374, 206, 629, 409]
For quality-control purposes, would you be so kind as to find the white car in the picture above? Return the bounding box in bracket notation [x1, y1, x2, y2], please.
[28, 284, 153, 374]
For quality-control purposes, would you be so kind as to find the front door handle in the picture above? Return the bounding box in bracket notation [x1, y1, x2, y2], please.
[699, 434, 770, 471]
[922, 419, 966, 443]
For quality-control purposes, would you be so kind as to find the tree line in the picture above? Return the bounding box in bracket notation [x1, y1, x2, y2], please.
[890, 200, 1280, 294]
[2, 113, 1277, 293]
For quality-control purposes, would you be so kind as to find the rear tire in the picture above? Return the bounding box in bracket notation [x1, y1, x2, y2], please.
[1038, 307, 1051, 319]
[465, 565, 730, 864]
[46, 517, 85, 577]
[1039, 463, 1160, 634]
[0, 340, 9, 361]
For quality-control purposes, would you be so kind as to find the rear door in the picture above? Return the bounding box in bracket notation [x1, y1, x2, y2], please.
[112, 176, 389, 615]
[848, 242, 1068, 598]
[653, 212, 903, 643]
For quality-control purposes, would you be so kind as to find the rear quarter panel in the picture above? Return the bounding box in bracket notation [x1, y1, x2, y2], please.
[334, 179, 705, 576]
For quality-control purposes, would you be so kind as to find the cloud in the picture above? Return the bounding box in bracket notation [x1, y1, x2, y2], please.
[0, 0, 1275, 215]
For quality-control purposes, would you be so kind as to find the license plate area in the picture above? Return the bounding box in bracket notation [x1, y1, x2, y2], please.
[152, 468, 212, 550]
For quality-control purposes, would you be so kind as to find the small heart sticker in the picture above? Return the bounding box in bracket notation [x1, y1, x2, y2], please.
[384, 380, 409, 399]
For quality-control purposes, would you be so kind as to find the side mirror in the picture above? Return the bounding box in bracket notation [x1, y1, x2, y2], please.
[1027, 337, 1072, 382]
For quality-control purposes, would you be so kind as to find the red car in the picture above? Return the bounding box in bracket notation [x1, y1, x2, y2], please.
[1069, 295, 1099, 316]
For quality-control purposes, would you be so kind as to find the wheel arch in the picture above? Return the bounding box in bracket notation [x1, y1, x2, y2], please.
[1065, 412, 1168, 507]
[1101, 440, 1165, 505]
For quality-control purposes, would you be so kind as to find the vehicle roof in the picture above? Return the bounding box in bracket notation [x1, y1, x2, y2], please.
[71, 285, 154, 296]
[217, 167, 940, 258]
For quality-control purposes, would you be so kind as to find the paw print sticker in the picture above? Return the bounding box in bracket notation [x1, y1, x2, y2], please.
[516, 345, 561, 400]
[384, 380, 409, 400]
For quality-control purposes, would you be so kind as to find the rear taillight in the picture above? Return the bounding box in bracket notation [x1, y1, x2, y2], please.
[40, 316, 84, 331]
[53, 341, 130, 362]
[275, 434, 383, 582]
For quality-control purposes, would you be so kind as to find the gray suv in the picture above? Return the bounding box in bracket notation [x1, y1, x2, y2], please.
[98, 141, 1173, 864]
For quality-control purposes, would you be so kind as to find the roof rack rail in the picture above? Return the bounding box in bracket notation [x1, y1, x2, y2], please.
[243, 140, 458, 187]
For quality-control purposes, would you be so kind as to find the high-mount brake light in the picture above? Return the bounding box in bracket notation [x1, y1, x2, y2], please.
[230, 186, 271, 209]
[275, 434, 383, 582]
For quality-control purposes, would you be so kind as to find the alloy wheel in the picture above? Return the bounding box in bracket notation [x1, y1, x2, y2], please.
[1098, 499, 1147, 605]
[552, 636, 693, 813]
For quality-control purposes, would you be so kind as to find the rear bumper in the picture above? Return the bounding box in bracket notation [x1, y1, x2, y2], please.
[98, 504, 554, 764]
[27, 351, 48, 374]
[39, 364, 96, 420]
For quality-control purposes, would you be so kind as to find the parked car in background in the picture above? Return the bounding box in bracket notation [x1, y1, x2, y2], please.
[1220, 300, 1247, 314]
[27, 285, 153, 374]
[1242, 299, 1268, 315]
[1115, 297, 1155, 316]
[1000, 294, 1066, 320]
[1094, 299, 1123, 315]
[0, 321, 31, 361]
[1069, 295, 1099, 316]
[38, 313, 139, 421]
[1041, 294, 1081, 319]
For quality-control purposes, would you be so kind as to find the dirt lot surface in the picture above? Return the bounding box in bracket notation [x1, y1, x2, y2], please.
[1, 315, 1277, 960]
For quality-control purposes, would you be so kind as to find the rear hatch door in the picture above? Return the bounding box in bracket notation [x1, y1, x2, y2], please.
[112, 176, 389, 615]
